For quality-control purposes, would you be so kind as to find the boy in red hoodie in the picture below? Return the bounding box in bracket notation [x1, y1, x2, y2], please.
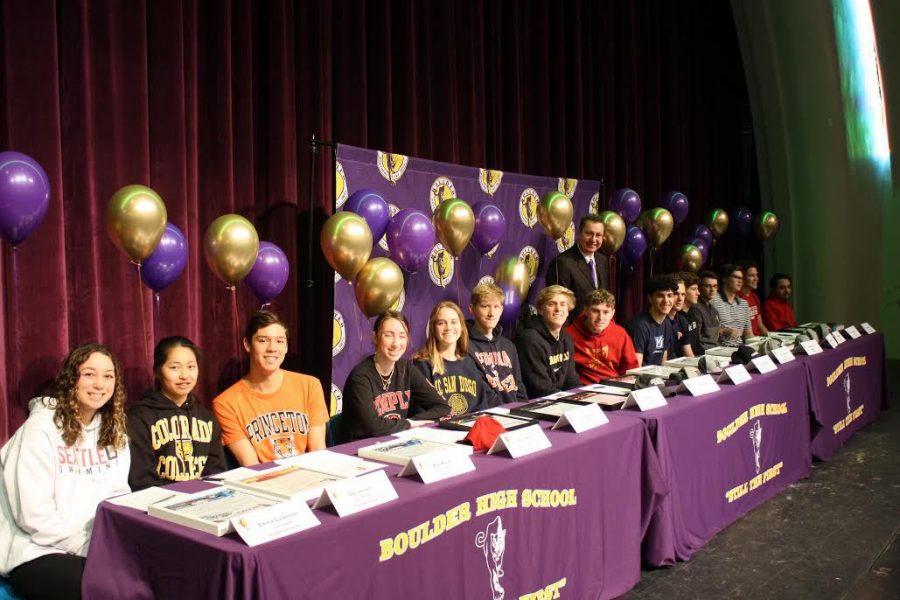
[565, 289, 638, 384]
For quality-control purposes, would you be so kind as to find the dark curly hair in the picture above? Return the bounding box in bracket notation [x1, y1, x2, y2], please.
[48, 343, 127, 448]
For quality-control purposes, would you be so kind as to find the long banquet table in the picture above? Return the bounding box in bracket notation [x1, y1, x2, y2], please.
[83, 415, 667, 600]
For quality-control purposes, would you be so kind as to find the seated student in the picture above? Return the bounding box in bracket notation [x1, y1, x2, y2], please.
[694, 270, 722, 350]
[515, 285, 581, 397]
[625, 275, 677, 366]
[0, 344, 130, 600]
[666, 274, 695, 358]
[342, 310, 451, 441]
[213, 311, 328, 465]
[762, 272, 798, 331]
[414, 301, 501, 415]
[565, 288, 638, 384]
[680, 271, 704, 356]
[466, 283, 528, 403]
[736, 260, 769, 336]
[709, 264, 753, 347]
[128, 336, 226, 491]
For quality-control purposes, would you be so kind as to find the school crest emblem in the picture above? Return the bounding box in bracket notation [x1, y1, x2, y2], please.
[479, 169, 503, 196]
[429, 243, 454, 288]
[519, 188, 539, 228]
[377, 151, 408, 184]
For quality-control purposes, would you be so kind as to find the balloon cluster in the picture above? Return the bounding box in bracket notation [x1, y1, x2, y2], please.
[322, 189, 508, 317]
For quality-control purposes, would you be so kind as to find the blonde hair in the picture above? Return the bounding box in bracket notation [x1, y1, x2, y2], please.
[536, 285, 576, 311]
[470, 283, 504, 305]
[413, 301, 469, 375]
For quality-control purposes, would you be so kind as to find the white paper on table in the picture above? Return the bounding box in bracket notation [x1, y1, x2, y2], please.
[276, 450, 386, 477]
[107, 487, 188, 512]
[392, 427, 469, 444]
[487, 424, 552, 458]
[203, 467, 259, 482]
[231, 499, 321, 546]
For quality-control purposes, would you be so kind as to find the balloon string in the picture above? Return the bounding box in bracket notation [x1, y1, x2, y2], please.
[350, 280, 364, 346]
[154, 292, 161, 325]
[454, 258, 461, 306]
[10, 247, 19, 373]
[134, 262, 150, 366]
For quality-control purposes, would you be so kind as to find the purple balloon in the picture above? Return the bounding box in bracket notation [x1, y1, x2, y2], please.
[618, 225, 647, 266]
[386, 208, 436, 272]
[733, 207, 753, 237]
[0, 151, 51, 246]
[688, 224, 713, 247]
[609, 188, 642, 224]
[688, 238, 709, 264]
[344, 189, 390, 242]
[141, 223, 188, 292]
[244, 241, 290, 303]
[661, 191, 689, 225]
[471, 201, 506, 254]
[498, 287, 523, 329]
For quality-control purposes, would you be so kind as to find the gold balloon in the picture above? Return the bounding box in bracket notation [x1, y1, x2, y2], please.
[433, 198, 475, 257]
[106, 184, 167, 262]
[598, 211, 626, 256]
[494, 256, 531, 299]
[676, 244, 703, 273]
[203, 214, 260, 286]
[320, 212, 373, 280]
[537, 191, 574, 240]
[641, 208, 674, 249]
[707, 208, 729, 238]
[755, 211, 780, 241]
[355, 257, 404, 317]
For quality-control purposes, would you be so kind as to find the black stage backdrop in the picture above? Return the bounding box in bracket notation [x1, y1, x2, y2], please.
[0, 0, 759, 441]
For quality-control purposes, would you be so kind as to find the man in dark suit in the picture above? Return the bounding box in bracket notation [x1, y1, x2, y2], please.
[544, 214, 608, 319]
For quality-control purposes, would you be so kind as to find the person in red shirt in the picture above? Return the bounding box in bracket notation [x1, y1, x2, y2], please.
[736, 260, 768, 336]
[762, 272, 798, 331]
[565, 289, 638, 384]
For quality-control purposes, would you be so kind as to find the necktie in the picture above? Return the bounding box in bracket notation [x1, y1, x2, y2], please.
[588, 257, 598, 288]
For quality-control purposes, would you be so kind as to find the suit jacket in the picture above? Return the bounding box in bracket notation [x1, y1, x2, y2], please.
[544, 245, 609, 318]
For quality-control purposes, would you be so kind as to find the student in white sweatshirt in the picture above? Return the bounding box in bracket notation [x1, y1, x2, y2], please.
[0, 343, 130, 600]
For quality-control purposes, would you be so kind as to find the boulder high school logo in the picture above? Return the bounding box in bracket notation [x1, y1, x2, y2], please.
[589, 191, 600, 214]
[519, 188, 539, 228]
[843, 372, 852, 414]
[477, 275, 496, 288]
[475, 516, 507, 600]
[519, 246, 539, 285]
[558, 178, 578, 198]
[378, 203, 401, 251]
[479, 169, 504, 196]
[331, 383, 343, 415]
[335, 161, 349, 208]
[429, 243, 454, 288]
[333, 310, 346, 357]
[377, 151, 408, 184]
[430, 177, 457, 212]
[556, 222, 576, 252]
[391, 288, 406, 312]
[749, 420, 763, 474]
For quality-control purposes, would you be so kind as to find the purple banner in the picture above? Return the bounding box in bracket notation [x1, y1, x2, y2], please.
[616, 361, 812, 565]
[83, 417, 666, 599]
[799, 333, 887, 461]
[330, 144, 603, 414]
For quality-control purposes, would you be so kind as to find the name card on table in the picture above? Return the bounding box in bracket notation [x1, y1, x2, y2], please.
[799, 339, 824, 355]
[771, 346, 796, 364]
[677, 374, 721, 396]
[232, 500, 320, 547]
[824, 333, 839, 349]
[487, 424, 552, 458]
[832, 330, 847, 344]
[860, 322, 876, 334]
[844, 326, 861, 339]
[750, 355, 778, 374]
[623, 386, 668, 411]
[313, 470, 398, 517]
[551, 402, 609, 433]
[718, 364, 752, 385]
[397, 448, 476, 484]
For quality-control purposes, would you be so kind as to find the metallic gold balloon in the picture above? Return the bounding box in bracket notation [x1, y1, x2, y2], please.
[203, 214, 260, 286]
[706, 208, 729, 238]
[106, 184, 167, 262]
[676, 244, 703, 273]
[493, 256, 531, 299]
[355, 257, 404, 317]
[598, 210, 626, 256]
[433, 198, 475, 257]
[641, 208, 675, 249]
[755, 211, 780, 241]
[320, 212, 373, 281]
[537, 191, 574, 240]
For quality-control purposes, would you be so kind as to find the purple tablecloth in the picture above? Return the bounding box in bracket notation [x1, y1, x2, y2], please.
[83, 415, 666, 600]
[616, 361, 812, 565]
[798, 332, 887, 461]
